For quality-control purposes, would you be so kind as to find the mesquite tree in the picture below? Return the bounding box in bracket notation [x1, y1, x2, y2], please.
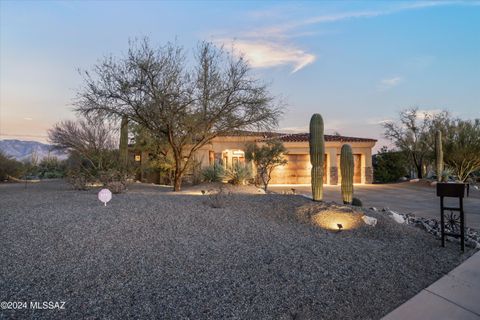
[75, 39, 282, 191]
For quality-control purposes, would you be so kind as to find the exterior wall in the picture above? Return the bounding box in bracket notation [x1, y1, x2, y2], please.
[195, 136, 375, 185]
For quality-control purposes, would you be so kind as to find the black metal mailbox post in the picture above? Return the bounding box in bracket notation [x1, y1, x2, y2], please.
[436, 183, 466, 251]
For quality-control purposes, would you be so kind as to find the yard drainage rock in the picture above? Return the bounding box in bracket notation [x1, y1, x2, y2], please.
[379, 207, 480, 249]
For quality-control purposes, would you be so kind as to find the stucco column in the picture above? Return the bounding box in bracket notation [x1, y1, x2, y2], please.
[328, 148, 338, 185]
[362, 151, 373, 184]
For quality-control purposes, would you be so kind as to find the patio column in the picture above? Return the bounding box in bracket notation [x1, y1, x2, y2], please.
[328, 148, 338, 185]
[363, 150, 373, 184]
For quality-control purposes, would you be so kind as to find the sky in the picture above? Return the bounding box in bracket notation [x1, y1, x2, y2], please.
[1, 0, 479, 151]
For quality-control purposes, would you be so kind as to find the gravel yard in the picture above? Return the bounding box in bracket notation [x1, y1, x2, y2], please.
[0, 181, 475, 319]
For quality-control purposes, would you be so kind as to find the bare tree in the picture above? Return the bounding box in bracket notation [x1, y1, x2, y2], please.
[75, 39, 282, 191]
[48, 118, 116, 171]
[382, 108, 448, 179]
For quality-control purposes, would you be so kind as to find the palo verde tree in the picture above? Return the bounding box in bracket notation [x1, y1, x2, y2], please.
[245, 139, 287, 191]
[75, 39, 282, 191]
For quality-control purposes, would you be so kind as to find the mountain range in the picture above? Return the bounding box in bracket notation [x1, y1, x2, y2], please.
[0, 139, 68, 162]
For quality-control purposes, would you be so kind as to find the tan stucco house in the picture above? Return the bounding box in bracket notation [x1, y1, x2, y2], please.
[194, 131, 377, 185]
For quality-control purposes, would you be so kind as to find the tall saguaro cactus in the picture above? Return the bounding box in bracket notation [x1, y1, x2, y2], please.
[340, 144, 354, 204]
[119, 116, 129, 170]
[435, 130, 443, 182]
[309, 113, 325, 201]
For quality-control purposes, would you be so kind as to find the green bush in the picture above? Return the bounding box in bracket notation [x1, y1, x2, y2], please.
[225, 164, 252, 185]
[0, 151, 24, 180]
[37, 156, 66, 179]
[373, 147, 409, 183]
[352, 197, 363, 207]
[202, 165, 225, 182]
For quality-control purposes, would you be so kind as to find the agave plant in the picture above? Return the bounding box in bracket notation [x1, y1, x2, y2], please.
[225, 164, 252, 185]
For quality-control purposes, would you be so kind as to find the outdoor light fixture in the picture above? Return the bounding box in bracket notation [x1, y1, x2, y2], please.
[337, 223, 343, 231]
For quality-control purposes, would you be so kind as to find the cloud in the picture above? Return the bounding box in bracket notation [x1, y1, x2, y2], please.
[212, 1, 476, 74]
[219, 39, 315, 73]
[249, 1, 462, 38]
[378, 76, 403, 90]
[416, 109, 444, 119]
[381, 76, 403, 87]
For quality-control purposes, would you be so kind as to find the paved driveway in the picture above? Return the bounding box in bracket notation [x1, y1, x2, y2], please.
[270, 182, 480, 229]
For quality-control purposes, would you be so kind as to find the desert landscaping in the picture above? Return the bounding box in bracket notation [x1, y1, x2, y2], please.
[0, 180, 475, 319]
[1, 2, 480, 319]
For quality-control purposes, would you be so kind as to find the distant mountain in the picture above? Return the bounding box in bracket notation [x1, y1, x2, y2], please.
[0, 140, 68, 162]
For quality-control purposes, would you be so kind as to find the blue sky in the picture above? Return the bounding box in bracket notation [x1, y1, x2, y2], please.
[1, 0, 479, 150]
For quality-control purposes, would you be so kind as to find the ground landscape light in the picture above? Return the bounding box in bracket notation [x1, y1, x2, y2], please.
[312, 210, 364, 231]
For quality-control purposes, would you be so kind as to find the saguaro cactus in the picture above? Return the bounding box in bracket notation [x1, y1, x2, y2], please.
[340, 144, 354, 204]
[435, 130, 443, 182]
[119, 116, 129, 170]
[309, 113, 325, 201]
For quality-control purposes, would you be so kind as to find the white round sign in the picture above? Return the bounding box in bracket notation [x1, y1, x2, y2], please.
[98, 188, 112, 206]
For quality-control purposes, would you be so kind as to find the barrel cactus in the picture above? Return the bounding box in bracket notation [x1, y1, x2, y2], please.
[435, 130, 443, 182]
[309, 113, 325, 201]
[340, 144, 354, 204]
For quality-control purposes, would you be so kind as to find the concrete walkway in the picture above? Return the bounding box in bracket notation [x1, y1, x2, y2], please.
[382, 250, 480, 320]
[269, 182, 480, 229]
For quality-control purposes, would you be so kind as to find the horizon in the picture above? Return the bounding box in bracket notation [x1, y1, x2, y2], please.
[1, 0, 479, 152]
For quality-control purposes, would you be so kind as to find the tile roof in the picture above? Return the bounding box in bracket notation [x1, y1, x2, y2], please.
[217, 130, 282, 138]
[274, 133, 377, 143]
[217, 130, 376, 142]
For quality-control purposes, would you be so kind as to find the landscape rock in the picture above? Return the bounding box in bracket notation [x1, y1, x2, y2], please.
[362, 215, 377, 226]
[376, 207, 480, 249]
[389, 211, 405, 224]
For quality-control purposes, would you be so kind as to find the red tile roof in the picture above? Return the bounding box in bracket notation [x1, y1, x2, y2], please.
[217, 130, 376, 143]
[273, 133, 377, 143]
[217, 130, 282, 138]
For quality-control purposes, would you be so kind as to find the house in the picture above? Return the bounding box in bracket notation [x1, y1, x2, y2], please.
[194, 131, 377, 185]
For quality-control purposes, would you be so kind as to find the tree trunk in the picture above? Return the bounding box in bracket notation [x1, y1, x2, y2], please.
[174, 174, 182, 191]
[416, 163, 423, 179]
[173, 155, 183, 191]
[119, 116, 129, 170]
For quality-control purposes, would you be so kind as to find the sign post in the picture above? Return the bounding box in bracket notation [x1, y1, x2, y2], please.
[98, 189, 112, 206]
[436, 183, 466, 251]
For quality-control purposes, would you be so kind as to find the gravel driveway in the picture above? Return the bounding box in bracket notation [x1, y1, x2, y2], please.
[0, 181, 474, 319]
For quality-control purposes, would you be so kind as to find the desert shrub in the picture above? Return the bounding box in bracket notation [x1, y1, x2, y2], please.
[65, 169, 89, 190]
[203, 185, 231, 208]
[99, 168, 128, 193]
[37, 156, 66, 179]
[245, 139, 287, 191]
[202, 165, 225, 182]
[352, 197, 363, 207]
[0, 151, 24, 181]
[225, 164, 252, 185]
